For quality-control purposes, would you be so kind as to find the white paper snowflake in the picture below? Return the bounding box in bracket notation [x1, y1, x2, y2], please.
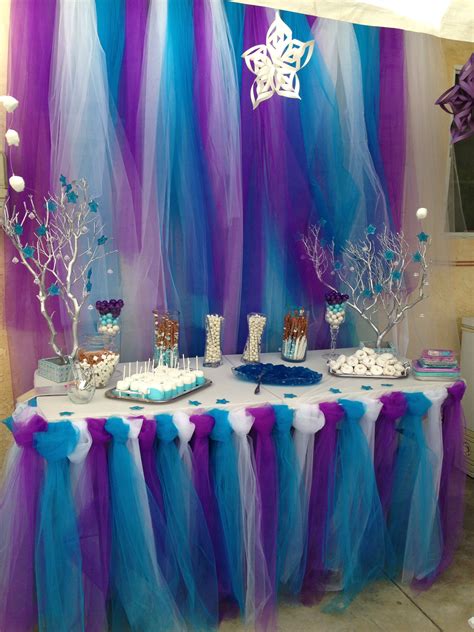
[242, 11, 314, 110]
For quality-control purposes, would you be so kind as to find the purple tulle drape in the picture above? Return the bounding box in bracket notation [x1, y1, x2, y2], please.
[0, 414, 47, 632]
[139, 417, 164, 513]
[6, 0, 65, 397]
[413, 381, 467, 589]
[80, 418, 111, 632]
[379, 28, 406, 231]
[374, 392, 407, 517]
[301, 402, 343, 606]
[249, 405, 278, 631]
[190, 413, 237, 619]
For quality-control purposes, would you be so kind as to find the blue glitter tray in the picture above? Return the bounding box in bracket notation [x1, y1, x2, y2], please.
[232, 363, 322, 387]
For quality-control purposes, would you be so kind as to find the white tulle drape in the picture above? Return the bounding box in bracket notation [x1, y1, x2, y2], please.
[49, 0, 141, 359]
[228, 408, 272, 624]
[402, 32, 460, 359]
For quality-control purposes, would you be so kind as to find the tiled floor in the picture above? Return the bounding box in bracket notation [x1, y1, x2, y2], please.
[221, 478, 474, 632]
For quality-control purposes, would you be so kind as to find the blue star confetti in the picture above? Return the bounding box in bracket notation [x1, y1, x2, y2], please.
[361, 385, 373, 391]
[374, 283, 383, 294]
[22, 245, 35, 259]
[363, 289, 373, 299]
[384, 249, 395, 261]
[381, 383, 393, 387]
[367, 224, 376, 235]
[392, 270, 402, 281]
[59, 174, 67, 186]
[412, 251, 423, 263]
[59, 411, 74, 417]
[97, 235, 108, 246]
[283, 393, 297, 399]
[88, 200, 98, 213]
[334, 261, 342, 270]
[35, 224, 47, 237]
[188, 400, 201, 406]
[329, 387, 341, 394]
[66, 190, 78, 204]
[47, 283, 61, 296]
[417, 232, 429, 242]
[216, 398, 230, 404]
[13, 223, 23, 235]
[130, 405, 144, 411]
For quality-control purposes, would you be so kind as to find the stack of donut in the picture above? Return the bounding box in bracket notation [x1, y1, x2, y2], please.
[328, 347, 407, 377]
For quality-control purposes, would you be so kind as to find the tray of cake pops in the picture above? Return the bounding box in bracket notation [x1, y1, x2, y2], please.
[327, 347, 410, 379]
[106, 357, 212, 404]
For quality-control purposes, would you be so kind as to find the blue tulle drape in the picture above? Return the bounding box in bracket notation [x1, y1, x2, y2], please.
[272, 405, 305, 595]
[105, 416, 182, 632]
[324, 400, 387, 612]
[34, 421, 84, 632]
[208, 408, 245, 613]
[388, 393, 442, 583]
[155, 414, 218, 630]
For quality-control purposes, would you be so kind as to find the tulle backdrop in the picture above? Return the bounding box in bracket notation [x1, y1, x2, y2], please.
[5, 0, 452, 396]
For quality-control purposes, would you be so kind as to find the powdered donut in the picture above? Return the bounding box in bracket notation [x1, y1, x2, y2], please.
[393, 370, 402, 378]
[336, 354, 347, 366]
[355, 349, 367, 360]
[378, 353, 394, 363]
[394, 362, 405, 372]
[363, 356, 375, 368]
[362, 347, 376, 355]
[354, 364, 367, 375]
[370, 364, 383, 376]
[383, 365, 395, 376]
[329, 360, 339, 371]
[347, 355, 359, 366]
[375, 356, 387, 367]
[340, 363, 354, 374]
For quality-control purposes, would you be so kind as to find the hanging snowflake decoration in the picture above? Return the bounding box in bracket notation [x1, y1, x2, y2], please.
[242, 11, 314, 110]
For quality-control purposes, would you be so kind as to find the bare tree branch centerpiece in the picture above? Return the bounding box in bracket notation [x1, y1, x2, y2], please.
[1, 175, 115, 380]
[303, 213, 431, 351]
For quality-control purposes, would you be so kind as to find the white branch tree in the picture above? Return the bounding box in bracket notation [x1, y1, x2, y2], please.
[303, 223, 430, 348]
[1, 177, 115, 362]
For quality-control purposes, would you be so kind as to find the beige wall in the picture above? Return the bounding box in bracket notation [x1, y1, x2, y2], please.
[441, 39, 474, 331]
[0, 0, 13, 462]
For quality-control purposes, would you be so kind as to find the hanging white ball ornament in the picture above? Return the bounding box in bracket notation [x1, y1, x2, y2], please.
[5, 129, 20, 146]
[9, 175, 25, 192]
[416, 207, 428, 220]
[0, 95, 19, 112]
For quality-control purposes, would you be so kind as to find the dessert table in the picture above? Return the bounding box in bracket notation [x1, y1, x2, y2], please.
[1, 350, 466, 632]
[32, 349, 458, 420]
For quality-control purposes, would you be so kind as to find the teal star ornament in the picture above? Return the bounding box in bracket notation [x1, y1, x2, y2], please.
[97, 235, 108, 246]
[35, 225, 47, 237]
[417, 232, 429, 242]
[22, 245, 35, 259]
[88, 200, 98, 213]
[47, 283, 61, 296]
[13, 223, 23, 235]
[367, 224, 376, 235]
[412, 251, 423, 263]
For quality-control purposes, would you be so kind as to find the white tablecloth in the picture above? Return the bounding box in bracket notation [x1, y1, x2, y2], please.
[33, 349, 456, 422]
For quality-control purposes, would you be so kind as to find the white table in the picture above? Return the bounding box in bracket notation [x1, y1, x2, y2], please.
[33, 350, 456, 422]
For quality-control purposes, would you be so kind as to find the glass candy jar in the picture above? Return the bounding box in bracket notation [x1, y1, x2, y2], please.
[96, 299, 124, 337]
[153, 309, 180, 367]
[204, 314, 224, 367]
[66, 360, 96, 404]
[242, 312, 267, 363]
[77, 334, 120, 388]
[281, 307, 308, 362]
